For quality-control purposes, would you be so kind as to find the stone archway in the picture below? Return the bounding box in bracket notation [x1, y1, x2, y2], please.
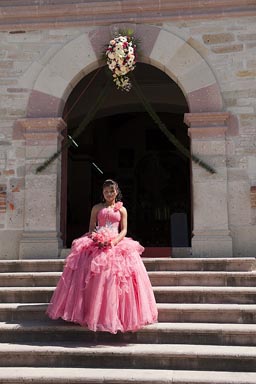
[17, 24, 233, 258]
[26, 24, 223, 117]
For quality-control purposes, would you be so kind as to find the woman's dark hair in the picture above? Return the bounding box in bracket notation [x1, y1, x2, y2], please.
[102, 179, 122, 202]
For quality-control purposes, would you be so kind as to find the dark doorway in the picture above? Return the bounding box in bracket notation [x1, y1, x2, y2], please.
[62, 64, 191, 249]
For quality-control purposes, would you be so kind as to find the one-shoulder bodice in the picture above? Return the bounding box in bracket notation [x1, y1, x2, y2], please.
[97, 203, 123, 234]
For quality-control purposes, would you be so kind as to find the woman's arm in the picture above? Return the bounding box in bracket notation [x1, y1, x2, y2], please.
[112, 206, 127, 246]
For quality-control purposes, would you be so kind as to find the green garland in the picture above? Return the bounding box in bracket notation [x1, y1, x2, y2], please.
[36, 64, 215, 175]
[130, 73, 216, 174]
[36, 76, 111, 173]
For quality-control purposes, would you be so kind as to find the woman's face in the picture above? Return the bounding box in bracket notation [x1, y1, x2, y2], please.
[103, 185, 118, 204]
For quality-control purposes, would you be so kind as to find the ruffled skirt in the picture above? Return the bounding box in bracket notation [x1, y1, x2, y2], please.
[46, 234, 158, 334]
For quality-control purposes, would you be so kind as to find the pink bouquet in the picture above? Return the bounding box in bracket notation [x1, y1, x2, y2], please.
[91, 226, 116, 248]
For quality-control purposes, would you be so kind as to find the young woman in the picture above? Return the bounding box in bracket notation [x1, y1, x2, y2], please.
[47, 179, 158, 334]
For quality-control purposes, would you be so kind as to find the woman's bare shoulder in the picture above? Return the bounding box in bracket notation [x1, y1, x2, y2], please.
[120, 205, 127, 214]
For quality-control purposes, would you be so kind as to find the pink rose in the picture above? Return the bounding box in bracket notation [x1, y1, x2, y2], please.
[114, 202, 123, 211]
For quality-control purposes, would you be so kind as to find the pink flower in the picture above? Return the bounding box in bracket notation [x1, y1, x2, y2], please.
[91, 226, 116, 248]
[114, 202, 123, 211]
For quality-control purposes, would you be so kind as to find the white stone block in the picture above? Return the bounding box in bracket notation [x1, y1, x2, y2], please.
[228, 181, 252, 225]
[47, 33, 97, 87]
[231, 226, 256, 257]
[149, 29, 185, 75]
[167, 41, 204, 79]
[34, 63, 73, 99]
[177, 60, 216, 93]
[33, 33, 97, 98]
[19, 231, 61, 259]
[24, 175, 58, 231]
[193, 181, 229, 229]
[0, 230, 22, 259]
[248, 156, 256, 181]
[192, 234, 233, 257]
[18, 61, 44, 89]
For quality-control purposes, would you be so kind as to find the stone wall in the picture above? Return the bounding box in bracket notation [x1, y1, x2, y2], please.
[162, 18, 256, 256]
[0, 15, 255, 258]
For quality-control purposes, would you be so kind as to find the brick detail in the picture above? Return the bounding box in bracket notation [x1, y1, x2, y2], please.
[15, 118, 66, 144]
[0, 185, 7, 213]
[184, 112, 230, 127]
[202, 33, 234, 45]
[3, 170, 15, 176]
[184, 112, 230, 138]
[211, 44, 243, 54]
[187, 83, 223, 113]
[0, 1, 256, 31]
[238, 33, 256, 41]
[251, 187, 256, 208]
[27, 90, 63, 118]
[236, 70, 256, 78]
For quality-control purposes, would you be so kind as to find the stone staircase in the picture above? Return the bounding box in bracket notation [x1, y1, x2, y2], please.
[0, 257, 256, 383]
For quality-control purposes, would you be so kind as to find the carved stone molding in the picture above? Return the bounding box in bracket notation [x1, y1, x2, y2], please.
[184, 112, 230, 138]
[184, 112, 230, 127]
[16, 118, 66, 143]
[1, 1, 256, 31]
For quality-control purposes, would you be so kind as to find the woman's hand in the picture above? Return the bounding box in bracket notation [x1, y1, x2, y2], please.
[111, 239, 118, 247]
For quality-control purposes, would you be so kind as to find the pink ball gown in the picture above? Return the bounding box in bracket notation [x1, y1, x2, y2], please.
[46, 202, 158, 334]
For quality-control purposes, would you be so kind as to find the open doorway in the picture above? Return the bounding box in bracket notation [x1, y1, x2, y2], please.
[62, 63, 191, 251]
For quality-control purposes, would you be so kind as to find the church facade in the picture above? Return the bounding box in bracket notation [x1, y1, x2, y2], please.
[0, 1, 256, 259]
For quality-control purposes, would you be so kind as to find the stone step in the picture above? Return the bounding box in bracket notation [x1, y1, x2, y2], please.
[1, 368, 256, 384]
[1, 303, 256, 323]
[0, 257, 255, 273]
[1, 321, 256, 346]
[0, 342, 256, 371]
[154, 286, 256, 304]
[1, 286, 256, 304]
[2, 270, 256, 287]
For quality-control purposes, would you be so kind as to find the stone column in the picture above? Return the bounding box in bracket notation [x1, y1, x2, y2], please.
[18, 117, 66, 259]
[184, 112, 233, 257]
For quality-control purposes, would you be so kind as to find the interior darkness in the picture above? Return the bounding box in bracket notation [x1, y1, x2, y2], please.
[63, 63, 191, 248]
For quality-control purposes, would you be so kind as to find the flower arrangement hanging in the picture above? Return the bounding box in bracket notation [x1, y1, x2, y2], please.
[105, 34, 137, 92]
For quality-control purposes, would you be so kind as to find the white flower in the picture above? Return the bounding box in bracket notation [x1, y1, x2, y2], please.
[114, 68, 122, 76]
[117, 58, 124, 66]
[119, 36, 127, 43]
[105, 34, 137, 92]
[127, 57, 134, 66]
[115, 46, 124, 56]
[108, 62, 116, 70]
[120, 66, 128, 74]
[108, 52, 115, 60]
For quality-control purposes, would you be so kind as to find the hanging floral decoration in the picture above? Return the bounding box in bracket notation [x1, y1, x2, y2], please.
[105, 34, 137, 92]
[35, 32, 216, 175]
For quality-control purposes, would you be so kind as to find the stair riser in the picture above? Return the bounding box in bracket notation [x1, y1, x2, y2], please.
[155, 292, 256, 304]
[0, 259, 254, 273]
[2, 275, 256, 287]
[1, 291, 256, 304]
[1, 329, 256, 346]
[0, 352, 255, 371]
[1, 308, 256, 324]
[151, 276, 256, 287]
